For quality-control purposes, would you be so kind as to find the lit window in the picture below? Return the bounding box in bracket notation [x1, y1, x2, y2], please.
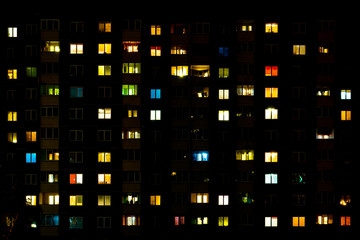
[194, 217, 208, 225]
[40, 85, 59, 96]
[219, 68, 229, 78]
[69, 217, 83, 229]
[43, 41, 60, 52]
[265, 87, 278, 98]
[265, 107, 278, 119]
[192, 151, 209, 162]
[174, 216, 185, 226]
[8, 132, 17, 143]
[292, 217, 305, 227]
[341, 89, 351, 100]
[128, 109, 138, 118]
[98, 65, 111, 76]
[265, 66, 278, 76]
[195, 87, 209, 98]
[26, 67, 37, 78]
[123, 41, 140, 52]
[69, 195, 83, 206]
[98, 195, 111, 206]
[218, 110, 229, 121]
[219, 89, 229, 100]
[191, 65, 210, 77]
[265, 217, 278, 227]
[122, 129, 141, 139]
[219, 47, 229, 56]
[265, 23, 278, 33]
[340, 216, 351, 226]
[339, 195, 351, 206]
[171, 66, 188, 77]
[122, 85, 138, 96]
[98, 174, 111, 184]
[171, 45, 187, 55]
[26, 153, 37, 163]
[237, 85, 254, 96]
[236, 150, 254, 161]
[319, 46, 329, 53]
[150, 110, 161, 121]
[317, 88, 330, 96]
[98, 152, 111, 163]
[26, 131, 37, 142]
[98, 108, 111, 119]
[7, 69, 17, 79]
[241, 24, 252, 31]
[122, 193, 140, 204]
[191, 193, 209, 203]
[70, 44, 83, 54]
[218, 216, 229, 227]
[265, 173, 278, 184]
[8, 27, 17, 37]
[150, 89, 161, 99]
[316, 214, 333, 225]
[48, 194, 60, 205]
[150, 195, 161, 205]
[151, 25, 161, 35]
[99, 22, 111, 32]
[98, 43, 111, 54]
[151, 46, 161, 56]
[341, 110, 351, 121]
[69, 174, 83, 184]
[7, 111, 17, 121]
[26, 195, 37, 206]
[48, 173, 58, 183]
[218, 195, 229, 205]
[293, 45, 306, 55]
[70, 87, 83, 98]
[122, 215, 140, 226]
[265, 152, 278, 163]
[292, 173, 306, 184]
[123, 63, 141, 74]
[316, 128, 334, 139]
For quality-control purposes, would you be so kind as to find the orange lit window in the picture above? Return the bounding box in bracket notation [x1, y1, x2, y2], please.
[98, 174, 111, 184]
[99, 22, 111, 32]
[151, 25, 161, 35]
[341, 216, 351, 226]
[265, 66, 278, 76]
[151, 46, 161, 56]
[265, 87, 278, 98]
[26, 131, 37, 142]
[292, 216, 305, 227]
[8, 69, 17, 79]
[265, 23, 278, 33]
[341, 110, 351, 121]
[174, 216, 185, 226]
[150, 195, 161, 205]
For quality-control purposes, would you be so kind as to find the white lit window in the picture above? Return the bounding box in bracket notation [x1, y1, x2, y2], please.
[316, 128, 334, 139]
[219, 89, 229, 100]
[150, 110, 161, 120]
[265, 108, 278, 119]
[98, 108, 111, 119]
[98, 174, 111, 184]
[70, 174, 83, 184]
[237, 85, 254, 96]
[341, 89, 351, 100]
[8, 27, 17, 37]
[218, 195, 229, 205]
[316, 214, 333, 225]
[70, 43, 83, 54]
[191, 193, 209, 203]
[218, 110, 229, 121]
[265, 152, 278, 162]
[48, 194, 59, 205]
[265, 217, 278, 227]
[26, 195, 37, 206]
[265, 173, 278, 184]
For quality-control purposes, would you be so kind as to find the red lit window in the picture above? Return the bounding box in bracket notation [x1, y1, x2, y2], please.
[265, 66, 278, 76]
[70, 174, 83, 184]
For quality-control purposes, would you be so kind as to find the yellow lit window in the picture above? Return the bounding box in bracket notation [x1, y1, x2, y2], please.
[26, 131, 37, 142]
[265, 87, 278, 98]
[292, 216, 305, 227]
[98, 152, 111, 163]
[218, 216, 229, 227]
[241, 25, 252, 31]
[8, 69, 17, 79]
[265, 23, 278, 33]
[151, 25, 161, 35]
[316, 214, 333, 225]
[171, 66, 188, 77]
[219, 89, 229, 100]
[219, 68, 229, 78]
[341, 216, 351, 226]
[196, 217, 208, 225]
[7, 111, 17, 121]
[151, 46, 161, 56]
[99, 22, 111, 32]
[98, 195, 111, 206]
[44, 41, 60, 52]
[265, 108, 278, 119]
[265, 66, 278, 76]
[236, 150, 254, 161]
[339, 195, 351, 206]
[171, 45, 187, 55]
[218, 110, 229, 121]
[69, 195, 83, 206]
[98, 65, 111, 76]
[70, 44, 83, 54]
[98, 43, 112, 54]
[265, 217, 277, 227]
[98, 174, 111, 184]
[123, 63, 141, 74]
[128, 109, 138, 118]
[237, 85, 254, 96]
[98, 108, 111, 119]
[293, 45, 306, 55]
[341, 110, 351, 121]
[25, 195, 37, 206]
[8, 132, 17, 143]
[265, 152, 278, 162]
[319, 46, 329, 54]
[150, 195, 161, 205]
[123, 41, 140, 52]
[48, 152, 59, 161]
[191, 193, 209, 203]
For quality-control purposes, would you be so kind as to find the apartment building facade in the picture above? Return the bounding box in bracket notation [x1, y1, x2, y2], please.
[0, 14, 354, 239]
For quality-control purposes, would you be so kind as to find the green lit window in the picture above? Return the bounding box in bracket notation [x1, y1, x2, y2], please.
[123, 63, 141, 74]
[41, 85, 59, 96]
[122, 85, 138, 96]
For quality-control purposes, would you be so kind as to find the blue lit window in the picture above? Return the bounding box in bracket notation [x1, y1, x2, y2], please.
[42, 215, 59, 226]
[193, 151, 209, 162]
[69, 217, 84, 229]
[26, 153, 37, 163]
[151, 89, 161, 99]
[70, 87, 83, 98]
[219, 47, 229, 57]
